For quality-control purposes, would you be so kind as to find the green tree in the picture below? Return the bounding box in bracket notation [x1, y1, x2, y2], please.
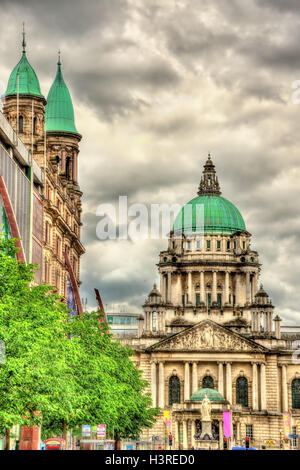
[0, 236, 158, 449]
[41, 311, 158, 446]
[0, 236, 78, 449]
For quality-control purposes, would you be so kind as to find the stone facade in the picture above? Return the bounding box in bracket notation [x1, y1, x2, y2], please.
[122, 156, 300, 450]
[3, 73, 84, 298]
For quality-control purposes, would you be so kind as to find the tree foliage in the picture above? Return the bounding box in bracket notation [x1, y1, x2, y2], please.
[0, 236, 157, 443]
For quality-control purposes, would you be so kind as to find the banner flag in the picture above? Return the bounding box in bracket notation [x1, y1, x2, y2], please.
[223, 411, 231, 437]
[283, 413, 291, 439]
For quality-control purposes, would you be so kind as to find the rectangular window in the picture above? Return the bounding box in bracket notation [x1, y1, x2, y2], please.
[234, 241, 237, 250]
[217, 240, 221, 250]
[292, 426, 297, 447]
[242, 241, 246, 250]
[196, 293, 200, 307]
[246, 425, 253, 439]
[217, 293, 222, 307]
[233, 424, 237, 440]
[182, 294, 185, 307]
[206, 240, 211, 251]
[207, 293, 211, 307]
[196, 239, 201, 250]
[187, 240, 191, 250]
[233, 295, 236, 306]
[227, 240, 230, 250]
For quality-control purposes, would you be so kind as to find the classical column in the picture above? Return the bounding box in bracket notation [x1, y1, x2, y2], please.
[182, 420, 188, 450]
[252, 272, 259, 297]
[151, 361, 157, 407]
[212, 271, 217, 304]
[224, 271, 230, 304]
[252, 362, 258, 410]
[188, 271, 193, 304]
[226, 362, 232, 403]
[167, 272, 172, 303]
[145, 312, 149, 331]
[175, 420, 180, 449]
[282, 365, 288, 413]
[218, 362, 224, 396]
[191, 420, 197, 449]
[269, 313, 273, 333]
[184, 362, 190, 400]
[192, 362, 198, 394]
[219, 419, 224, 449]
[73, 153, 78, 183]
[200, 271, 205, 305]
[177, 273, 182, 305]
[246, 271, 251, 304]
[235, 273, 241, 306]
[158, 362, 165, 409]
[260, 363, 267, 410]
[160, 273, 165, 302]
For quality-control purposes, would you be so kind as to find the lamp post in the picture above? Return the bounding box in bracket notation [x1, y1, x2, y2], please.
[279, 429, 283, 450]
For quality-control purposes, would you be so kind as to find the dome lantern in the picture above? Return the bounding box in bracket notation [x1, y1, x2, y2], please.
[173, 154, 246, 235]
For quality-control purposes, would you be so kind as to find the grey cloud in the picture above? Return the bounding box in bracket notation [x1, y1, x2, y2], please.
[1, 0, 300, 323]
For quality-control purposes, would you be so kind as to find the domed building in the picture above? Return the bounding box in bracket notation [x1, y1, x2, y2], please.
[123, 155, 300, 450]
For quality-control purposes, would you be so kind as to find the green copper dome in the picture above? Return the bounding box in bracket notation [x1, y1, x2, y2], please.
[5, 51, 43, 99]
[45, 58, 79, 136]
[173, 195, 246, 234]
[173, 155, 246, 234]
[190, 388, 225, 402]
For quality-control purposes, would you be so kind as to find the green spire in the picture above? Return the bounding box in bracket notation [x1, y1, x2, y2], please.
[5, 24, 44, 99]
[45, 53, 80, 136]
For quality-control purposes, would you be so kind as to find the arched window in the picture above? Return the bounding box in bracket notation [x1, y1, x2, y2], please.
[236, 377, 248, 407]
[292, 379, 300, 409]
[33, 116, 37, 134]
[19, 115, 24, 133]
[202, 375, 214, 389]
[66, 156, 71, 179]
[169, 376, 180, 406]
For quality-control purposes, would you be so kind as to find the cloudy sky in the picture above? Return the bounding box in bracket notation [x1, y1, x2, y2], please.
[1, 0, 300, 324]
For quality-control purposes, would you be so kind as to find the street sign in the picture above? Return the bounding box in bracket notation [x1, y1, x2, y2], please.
[82, 425, 91, 437]
[288, 434, 299, 439]
[97, 424, 106, 440]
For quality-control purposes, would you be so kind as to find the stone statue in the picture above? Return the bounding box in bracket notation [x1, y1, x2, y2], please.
[201, 394, 211, 422]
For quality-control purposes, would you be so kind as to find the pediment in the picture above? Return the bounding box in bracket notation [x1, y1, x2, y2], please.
[147, 320, 268, 353]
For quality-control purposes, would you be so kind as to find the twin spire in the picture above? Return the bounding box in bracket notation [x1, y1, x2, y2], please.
[197, 153, 222, 196]
[6, 25, 79, 136]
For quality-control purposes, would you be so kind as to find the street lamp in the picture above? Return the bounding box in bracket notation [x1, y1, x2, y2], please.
[279, 429, 283, 450]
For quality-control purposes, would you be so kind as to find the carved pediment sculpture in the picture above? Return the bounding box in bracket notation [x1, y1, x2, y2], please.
[148, 320, 268, 352]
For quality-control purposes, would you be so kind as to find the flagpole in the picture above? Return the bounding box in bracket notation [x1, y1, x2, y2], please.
[16, 73, 19, 135]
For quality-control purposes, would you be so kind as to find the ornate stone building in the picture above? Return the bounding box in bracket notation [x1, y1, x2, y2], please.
[124, 155, 300, 450]
[3, 31, 84, 304]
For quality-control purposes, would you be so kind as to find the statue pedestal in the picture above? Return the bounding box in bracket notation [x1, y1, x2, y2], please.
[196, 420, 219, 450]
[199, 420, 213, 440]
[196, 439, 219, 450]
